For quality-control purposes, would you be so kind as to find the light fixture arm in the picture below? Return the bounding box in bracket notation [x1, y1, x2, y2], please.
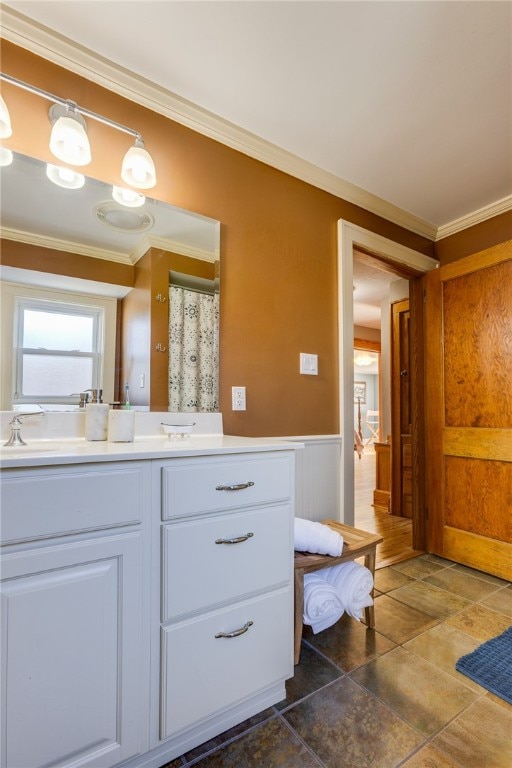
[0, 72, 141, 140]
[1, 71, 156, 188]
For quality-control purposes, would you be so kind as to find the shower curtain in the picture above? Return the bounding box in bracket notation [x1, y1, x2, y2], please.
[168, 285, 219, 412]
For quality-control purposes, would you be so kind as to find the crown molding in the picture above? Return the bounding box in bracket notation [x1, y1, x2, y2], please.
[0, 7, 438, 241]
[0, 226, 216, 268]
[0, 226, 132, 264]
[133, 235, 218, 265]
[151, 235, 218, 263]
[436, 195, 512, 241]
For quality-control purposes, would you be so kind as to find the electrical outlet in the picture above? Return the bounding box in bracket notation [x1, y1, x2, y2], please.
[232, 386, 246, 411]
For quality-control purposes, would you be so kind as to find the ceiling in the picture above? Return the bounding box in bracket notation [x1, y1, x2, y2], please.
[3, 0, 510, 234]
[1, 1, 510, 328]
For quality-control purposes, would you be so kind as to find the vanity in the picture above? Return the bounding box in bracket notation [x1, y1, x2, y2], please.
[0, 413, 299, 768]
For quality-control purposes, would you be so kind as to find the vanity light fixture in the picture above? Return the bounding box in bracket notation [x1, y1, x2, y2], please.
[46, 163, 85, 190]
[121, 137, 156, 189]
[49, 103, 91, 166]
[0, 146, 13, 166]
[0, 72, 157, 189]
[0, 93, 12, 138]
[112, 185, 146, 208]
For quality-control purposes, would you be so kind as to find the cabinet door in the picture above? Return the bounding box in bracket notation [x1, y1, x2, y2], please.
[1, 532, 146, 768]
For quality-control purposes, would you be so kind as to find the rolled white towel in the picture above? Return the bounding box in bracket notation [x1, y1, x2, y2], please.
[321, 561, 374, 620]
[294, 518, 343, 557]
[303, 573, 345, 634]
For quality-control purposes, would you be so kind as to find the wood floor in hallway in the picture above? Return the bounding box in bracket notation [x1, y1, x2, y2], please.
[354, 444, 423, 569]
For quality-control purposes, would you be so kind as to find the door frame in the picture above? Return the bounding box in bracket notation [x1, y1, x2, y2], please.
[391, 298, 410, 520]
[337, 220, 437, 529]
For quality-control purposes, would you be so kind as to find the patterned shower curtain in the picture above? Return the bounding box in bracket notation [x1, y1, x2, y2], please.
[168, 285, 219, 412]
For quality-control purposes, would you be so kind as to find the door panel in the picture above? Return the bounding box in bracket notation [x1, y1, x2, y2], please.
[425, 241, 512, 580]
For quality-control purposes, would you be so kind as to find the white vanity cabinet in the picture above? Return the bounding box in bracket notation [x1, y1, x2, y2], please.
[154, 450, 295, 755]
[0, 437, 297, 768]
[0, 462, 151, 768]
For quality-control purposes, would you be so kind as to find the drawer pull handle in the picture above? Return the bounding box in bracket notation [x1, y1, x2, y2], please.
[215, 620, 254, 639]
[215, 481, 255, 492]
[215, 532, 254, 545]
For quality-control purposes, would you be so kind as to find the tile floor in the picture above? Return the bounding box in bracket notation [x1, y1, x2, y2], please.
[164, 554, 512, 768]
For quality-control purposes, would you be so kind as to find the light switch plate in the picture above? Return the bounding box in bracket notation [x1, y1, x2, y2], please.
[300, 353, 318, 375]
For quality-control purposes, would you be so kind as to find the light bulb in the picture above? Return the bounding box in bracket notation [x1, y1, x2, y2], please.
[0, 94, 12, 139]
[112, 185, 145, 207]
[46, 163, 85, 189]
[49, 104, 91, 166]
[0, 146, 13, 166]
[121, 137, 156, 189]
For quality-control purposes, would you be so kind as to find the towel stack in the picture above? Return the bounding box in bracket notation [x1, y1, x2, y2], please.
[303, 562, 374, 633]
[294, 517, 343, 557]
[323, 561, 374, 620]
[303, 574, 345, 634]
[303, 561, 373, 634]
[293, 518, 374, 634]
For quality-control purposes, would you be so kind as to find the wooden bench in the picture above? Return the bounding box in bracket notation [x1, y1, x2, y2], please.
[294, 520, 383, 664]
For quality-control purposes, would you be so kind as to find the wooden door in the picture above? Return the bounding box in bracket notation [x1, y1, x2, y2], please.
[391, 299, 413, 519]
[425, 241, 512, 580]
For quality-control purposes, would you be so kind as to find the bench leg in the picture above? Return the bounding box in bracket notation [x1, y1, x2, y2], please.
[364, 548, 377, 629]
[294, 568, 305, 665]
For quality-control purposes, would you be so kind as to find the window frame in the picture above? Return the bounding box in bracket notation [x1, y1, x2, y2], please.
[13, 298, 104, 405]
[1, 281, 117, 410]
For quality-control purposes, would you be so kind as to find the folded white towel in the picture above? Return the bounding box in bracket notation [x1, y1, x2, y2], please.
[320, 561, 374, 620]
[294, 518, 343, 557]
[303, 573, 345, 634]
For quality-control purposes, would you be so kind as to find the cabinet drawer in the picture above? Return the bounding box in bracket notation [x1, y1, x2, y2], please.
[160, 588, 292, 739]
[162, 504, 292, 621]
[161, 452, 294, 520]
[0, 463, 147, 544]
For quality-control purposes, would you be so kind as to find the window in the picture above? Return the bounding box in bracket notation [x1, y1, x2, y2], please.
[0, 282, 117, 410]
[13, 299, 104, 405]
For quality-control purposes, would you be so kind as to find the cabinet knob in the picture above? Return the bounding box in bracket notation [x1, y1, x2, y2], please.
[215, 620, 254, 639]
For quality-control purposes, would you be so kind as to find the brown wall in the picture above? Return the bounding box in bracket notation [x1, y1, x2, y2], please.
[2, 41, 438, 436]
[435, 211, 512, 265]
[1, 239, 134, 287]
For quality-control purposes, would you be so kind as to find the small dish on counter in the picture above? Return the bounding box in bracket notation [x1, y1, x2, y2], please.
[161, 422, 196, 440]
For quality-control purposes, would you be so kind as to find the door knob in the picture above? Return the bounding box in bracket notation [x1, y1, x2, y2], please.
[400, 370, 408, 377]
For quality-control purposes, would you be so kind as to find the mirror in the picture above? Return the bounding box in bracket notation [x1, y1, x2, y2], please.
[0, 151, 221, 412]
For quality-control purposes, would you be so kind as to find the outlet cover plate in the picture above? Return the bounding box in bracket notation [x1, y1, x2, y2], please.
[232, 386, 246, 410]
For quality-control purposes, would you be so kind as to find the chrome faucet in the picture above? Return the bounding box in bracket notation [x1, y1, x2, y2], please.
[3, 412, 44, 447]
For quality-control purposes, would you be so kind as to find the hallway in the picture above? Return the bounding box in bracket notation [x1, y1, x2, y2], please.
[354, 443, 422, 568]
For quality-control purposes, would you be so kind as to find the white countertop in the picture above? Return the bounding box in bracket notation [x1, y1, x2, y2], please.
[0, 434, 303, 469]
